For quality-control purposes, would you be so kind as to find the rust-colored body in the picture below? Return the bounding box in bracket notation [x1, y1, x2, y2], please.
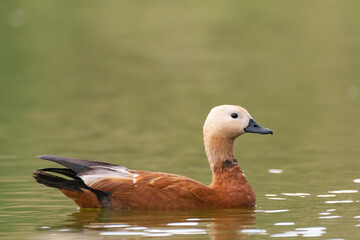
[58, 162, 255, 210]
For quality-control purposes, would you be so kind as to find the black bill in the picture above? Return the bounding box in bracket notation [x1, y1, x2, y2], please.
[244, 119, 273, 135]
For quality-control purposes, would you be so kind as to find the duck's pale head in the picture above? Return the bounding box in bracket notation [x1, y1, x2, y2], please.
[203, 105, 273, 140]
[203, 105, 273, 164]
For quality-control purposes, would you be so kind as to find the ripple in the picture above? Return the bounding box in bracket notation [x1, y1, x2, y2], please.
[103, 224, 130, 228]
[326, 209, 336, 212]
[125, 227, 148, 230]
[100, 231, 144, 236]
[271, 227, 327, 237]
[99, 228, 207, 236]
[167, 222, 198, 226]
[274, 222, 295, 226]
[353, 179, 360, 183]
[325, 200, 353, 204]
[295, 227, 326, 237]
[146, 228, 206, 235]
[317, 194, 336, 197]
[271, 231, 298, 237]
[297, 227, 325, 230]
[241, 229, 267, 235]
[268, 169, 283, 174]
[328, 190, 358, 194]
[254, 210, 264, 212]
[318, 216, 342, 219]
[282, 193, 310, 197]
[144, 233, 173, 237]
[267, 198, 286, 200]
[319, 212, 331, 215]
[264, 209, 290, 213]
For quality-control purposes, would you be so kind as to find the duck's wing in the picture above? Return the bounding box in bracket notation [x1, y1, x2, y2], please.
[77, 168, 216, 210]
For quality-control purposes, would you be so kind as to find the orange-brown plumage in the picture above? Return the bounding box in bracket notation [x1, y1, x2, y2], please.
[33, 105, 272, 210]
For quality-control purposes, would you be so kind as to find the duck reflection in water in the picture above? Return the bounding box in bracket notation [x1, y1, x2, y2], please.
[42, 208, 256, 239]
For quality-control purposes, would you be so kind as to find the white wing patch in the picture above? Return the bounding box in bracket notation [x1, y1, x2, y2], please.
[78, 165, 139, 189]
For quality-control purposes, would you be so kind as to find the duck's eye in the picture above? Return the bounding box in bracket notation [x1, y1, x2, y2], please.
[231, 113, 238, 119]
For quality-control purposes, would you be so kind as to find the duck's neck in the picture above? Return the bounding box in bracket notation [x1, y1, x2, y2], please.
[204, 133, 240, 175]
[204, 133, 255, 206]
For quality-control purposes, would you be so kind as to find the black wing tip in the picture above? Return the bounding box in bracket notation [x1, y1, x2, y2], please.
[37, 155, 64, 160]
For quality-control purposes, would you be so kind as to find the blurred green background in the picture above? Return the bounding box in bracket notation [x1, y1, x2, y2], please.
[0, 1, 359, 239]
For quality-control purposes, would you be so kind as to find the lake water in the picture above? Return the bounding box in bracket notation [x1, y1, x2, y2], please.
[1, 1, 359, 239]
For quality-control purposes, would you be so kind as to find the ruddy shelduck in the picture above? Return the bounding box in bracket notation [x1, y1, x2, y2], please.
[33, 105, 273, 210]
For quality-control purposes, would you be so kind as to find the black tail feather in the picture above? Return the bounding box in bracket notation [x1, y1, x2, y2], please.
[33, 170, 84, 191]
[37, 155, 117, 173]
[40, 168, 77, 178]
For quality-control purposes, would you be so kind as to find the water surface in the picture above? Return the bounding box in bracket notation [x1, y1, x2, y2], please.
[0, 1, 359, 239]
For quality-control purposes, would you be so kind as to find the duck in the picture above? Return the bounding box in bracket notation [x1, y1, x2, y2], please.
[33, 105, 273, 210]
